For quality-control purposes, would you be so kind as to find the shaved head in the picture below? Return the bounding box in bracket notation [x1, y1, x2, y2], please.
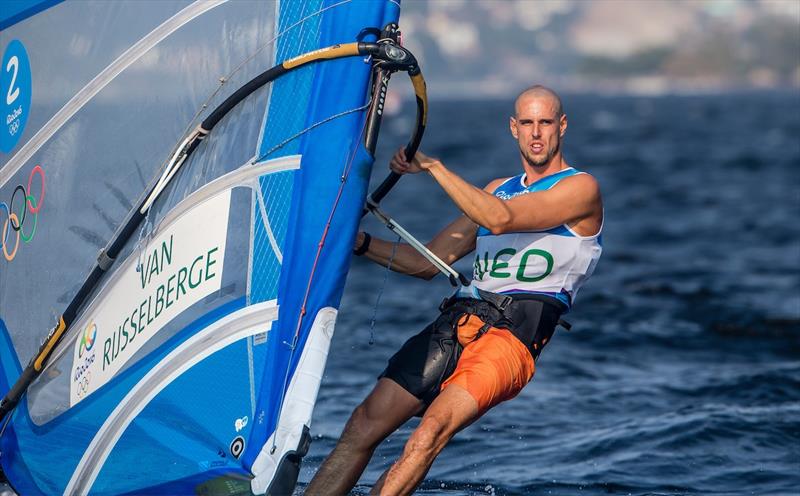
[514, 85, 563, 118]
[509, 85, 567, 169]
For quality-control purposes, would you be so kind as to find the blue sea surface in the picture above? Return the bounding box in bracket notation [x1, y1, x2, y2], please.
[300, 93, 800, 495]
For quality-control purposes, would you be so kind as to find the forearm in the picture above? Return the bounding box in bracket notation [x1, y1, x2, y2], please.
[362, 236, 437, 279]
[426, 162, 510, 233]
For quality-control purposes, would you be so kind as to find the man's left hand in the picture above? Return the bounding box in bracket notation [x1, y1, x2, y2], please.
[389, 147, 440, 175]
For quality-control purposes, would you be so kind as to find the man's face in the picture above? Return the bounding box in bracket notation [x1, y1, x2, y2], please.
[510, 95, 567, 168]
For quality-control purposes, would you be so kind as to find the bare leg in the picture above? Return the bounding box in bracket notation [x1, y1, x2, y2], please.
[306, 379, 424, 495]
[372, 467, 390, 493]
[371, 384, 481, 495]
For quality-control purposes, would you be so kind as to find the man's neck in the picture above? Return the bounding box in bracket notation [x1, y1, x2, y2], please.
[521, 155, 568, 186]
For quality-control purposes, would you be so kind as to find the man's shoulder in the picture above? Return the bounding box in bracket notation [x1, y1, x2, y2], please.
[558, 169, 601, 194]
[483, 176, 515, 193]
[557, 168, 600, 190]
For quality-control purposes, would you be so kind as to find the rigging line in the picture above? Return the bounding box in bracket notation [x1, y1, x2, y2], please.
[254, 102, 371, 163]
[0, 0, 228, 188]
[176, 0, 354, 143]
[368, 235, 401, 345]
[270, 92, 377, 453]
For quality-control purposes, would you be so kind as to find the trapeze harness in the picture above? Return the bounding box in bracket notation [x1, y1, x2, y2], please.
[382, 167, 602, 405]
[452, 166, 602, 348]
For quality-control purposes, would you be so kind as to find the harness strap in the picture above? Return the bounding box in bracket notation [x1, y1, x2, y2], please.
[476, 321, 493, 340]
[477, 288, 572, 331]
[475, 287, 512, 312]
[438, 289, 570, 358]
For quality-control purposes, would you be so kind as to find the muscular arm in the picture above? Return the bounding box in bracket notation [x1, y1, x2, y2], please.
[428, 162, 601, 233]
[358, 215, 478, 280]
[356, 179, 510, 279]
[393, 149, 601, 235]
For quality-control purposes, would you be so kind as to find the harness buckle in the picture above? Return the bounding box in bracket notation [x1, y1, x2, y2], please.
[496, 294, 512, 312]
[476, 288, 512, 312]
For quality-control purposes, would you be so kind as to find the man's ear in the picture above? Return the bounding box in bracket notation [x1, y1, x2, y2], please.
[559, 114, 568, 138]
[510, 116, 518, 139]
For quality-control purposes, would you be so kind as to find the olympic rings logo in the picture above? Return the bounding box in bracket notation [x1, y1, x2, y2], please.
[76, 370, 92, 398]
[0, 165, 45, 262]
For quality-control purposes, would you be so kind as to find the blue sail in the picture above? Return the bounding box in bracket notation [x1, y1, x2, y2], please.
[0, 0, 400, 494]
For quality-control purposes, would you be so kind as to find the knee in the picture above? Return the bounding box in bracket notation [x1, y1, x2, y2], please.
[405, 415, 451, 455]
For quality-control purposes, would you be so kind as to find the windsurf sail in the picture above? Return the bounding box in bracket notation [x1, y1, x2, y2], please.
[0, 1, 421, 494]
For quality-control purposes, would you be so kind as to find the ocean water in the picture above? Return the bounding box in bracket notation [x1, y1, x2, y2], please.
[299, 93, 800, 495]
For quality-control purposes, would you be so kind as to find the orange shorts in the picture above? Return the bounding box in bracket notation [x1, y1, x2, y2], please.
[441, 314, 535, 413]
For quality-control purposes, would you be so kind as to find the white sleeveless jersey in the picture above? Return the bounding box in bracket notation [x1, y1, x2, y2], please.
[462, 167, 602, 309]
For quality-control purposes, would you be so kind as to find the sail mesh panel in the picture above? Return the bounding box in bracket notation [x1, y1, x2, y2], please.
[251, 170, 294, 303]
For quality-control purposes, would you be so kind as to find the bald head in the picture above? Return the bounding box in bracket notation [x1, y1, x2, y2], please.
[509, 85, 567, 168]
[514, 85, 563, 118]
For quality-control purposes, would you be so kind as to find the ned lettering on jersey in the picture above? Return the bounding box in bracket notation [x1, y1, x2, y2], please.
[308, 85, 604, 495]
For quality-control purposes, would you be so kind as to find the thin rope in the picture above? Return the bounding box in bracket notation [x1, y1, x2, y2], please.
[368, 235, 400, 345]
[254, 102, 371, 163]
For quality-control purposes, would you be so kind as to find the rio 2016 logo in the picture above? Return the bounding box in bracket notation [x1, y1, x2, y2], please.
[1, 165, 45, 262]
[78, 322, 97, 358]
[74, 321, 97, 400]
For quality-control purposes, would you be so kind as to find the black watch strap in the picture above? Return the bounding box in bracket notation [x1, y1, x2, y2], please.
[353, 232, 371, 256]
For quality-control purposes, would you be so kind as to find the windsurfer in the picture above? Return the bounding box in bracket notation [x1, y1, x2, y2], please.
[307, 85, 603, 495]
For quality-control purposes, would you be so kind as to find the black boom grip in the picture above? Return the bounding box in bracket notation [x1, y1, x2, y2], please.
[369, 171, 401, 205]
